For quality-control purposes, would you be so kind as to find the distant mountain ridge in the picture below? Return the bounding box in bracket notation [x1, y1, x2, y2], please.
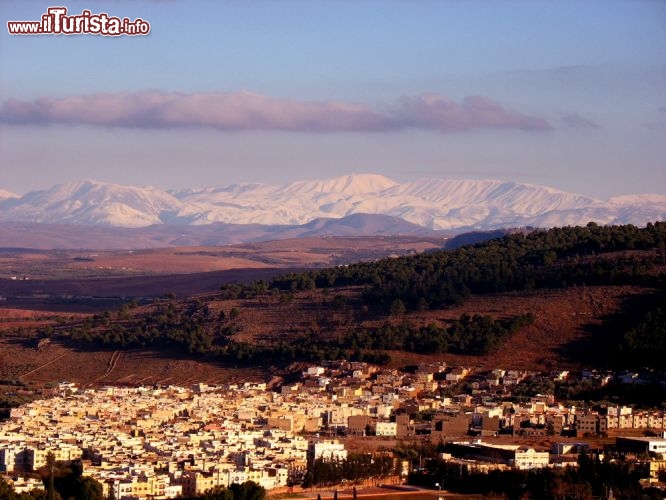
[0, 214, 433, 250]
[1, 174, 665, 230]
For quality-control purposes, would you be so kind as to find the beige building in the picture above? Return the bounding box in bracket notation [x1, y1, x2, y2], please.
[375, 421, 397, 437]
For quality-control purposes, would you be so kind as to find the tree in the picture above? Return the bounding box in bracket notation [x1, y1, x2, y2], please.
[389, 299, 406, 317]
[45, 452, 56, 500]
[71, 476, 103, 500]
[545, 420, 556, 436]
[106, 481, 116, 500]
[228, 481, 266, 500]
[203, 486, 233, 500]
[0, 475, 17, 499]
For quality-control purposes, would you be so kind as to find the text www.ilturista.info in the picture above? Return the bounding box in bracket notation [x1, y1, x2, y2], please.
[7, 7, 150, 36]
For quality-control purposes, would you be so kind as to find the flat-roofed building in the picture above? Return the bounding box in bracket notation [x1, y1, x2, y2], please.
[307, 440, 347, 463]
[376, 422, 397, 437]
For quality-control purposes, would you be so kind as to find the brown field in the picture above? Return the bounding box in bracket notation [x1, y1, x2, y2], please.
[0, 236, 446, 279]
[0, 236, 446, 311]
[0, 338, 265, 386]
[0, 308, 90, 329]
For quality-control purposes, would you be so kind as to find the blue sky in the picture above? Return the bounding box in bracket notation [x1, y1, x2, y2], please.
[1, 0, 665, 198]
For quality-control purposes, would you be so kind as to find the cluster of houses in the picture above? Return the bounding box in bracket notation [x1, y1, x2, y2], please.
[0, 362, 666, 498]
[290, 362, 666, 439]
[0, 381, 363, 498]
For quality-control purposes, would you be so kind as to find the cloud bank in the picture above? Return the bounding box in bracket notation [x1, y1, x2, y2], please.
[0, 91, 552, 132]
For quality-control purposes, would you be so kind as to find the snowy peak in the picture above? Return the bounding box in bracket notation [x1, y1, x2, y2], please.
[3, 179, 183, 227]
[276, 173, 398, 197]
[0, 174, 664, 230]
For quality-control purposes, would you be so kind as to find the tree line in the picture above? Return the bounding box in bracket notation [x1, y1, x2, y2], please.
[199, 481, 266, 500]
[409, 452, 653, 499]
[68, 299, 231, 354]
[343, 313, 535, 355]
[266, 222, 666, 312]
[302, 453, 400, 488]
[60, 296, 532, 365]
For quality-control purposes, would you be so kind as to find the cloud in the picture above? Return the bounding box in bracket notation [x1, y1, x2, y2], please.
[392, 94, 551, 132]
[0, 91, 551, 132]
[561, 112, 601, 129]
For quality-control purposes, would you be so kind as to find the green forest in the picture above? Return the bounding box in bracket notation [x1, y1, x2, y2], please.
[267, 222, 666, 312]
[343, 313, 535, 354]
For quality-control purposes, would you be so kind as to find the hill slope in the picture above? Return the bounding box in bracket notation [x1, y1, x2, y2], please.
[2, 222, 664, 384]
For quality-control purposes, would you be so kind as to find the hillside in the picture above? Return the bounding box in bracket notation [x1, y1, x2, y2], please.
[1, 222, 664, 385]
[0, 285, 650, 386]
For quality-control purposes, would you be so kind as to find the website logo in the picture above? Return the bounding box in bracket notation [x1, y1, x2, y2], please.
[7, 6, 150, 36]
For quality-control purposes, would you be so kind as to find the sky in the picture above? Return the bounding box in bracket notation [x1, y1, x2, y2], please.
[0, 0, 665, 199]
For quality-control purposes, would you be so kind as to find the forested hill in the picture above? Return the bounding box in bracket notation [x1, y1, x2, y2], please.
[266, 222, 666, 313]
[36, 222, 666, 373]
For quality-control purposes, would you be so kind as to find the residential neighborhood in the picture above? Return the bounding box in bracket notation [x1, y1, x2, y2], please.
[2, 362, 666, 498]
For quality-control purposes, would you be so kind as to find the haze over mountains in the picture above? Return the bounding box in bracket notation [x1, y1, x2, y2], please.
[0, 174, 665, 245]
[0, 215, 434, 250]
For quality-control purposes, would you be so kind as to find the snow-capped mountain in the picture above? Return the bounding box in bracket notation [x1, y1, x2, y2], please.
[0, 180, 184, 227]
[1, 174, 665, 230]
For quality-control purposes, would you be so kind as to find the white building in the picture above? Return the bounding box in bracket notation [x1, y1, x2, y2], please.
[513, 448, 550, 470]
[307, 440, 347, 462]
[375, 422, 397, 437]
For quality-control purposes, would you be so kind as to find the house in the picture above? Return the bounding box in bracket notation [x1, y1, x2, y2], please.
[375, 422, 397, 437]
[307, 440, 347, 463]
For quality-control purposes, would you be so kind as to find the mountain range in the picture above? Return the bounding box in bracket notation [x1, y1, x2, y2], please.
[0, 214, 434, 250]
[1, 174, 665, 237]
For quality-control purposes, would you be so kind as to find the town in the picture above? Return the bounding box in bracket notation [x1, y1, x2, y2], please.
[2, 361, 666, 498]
